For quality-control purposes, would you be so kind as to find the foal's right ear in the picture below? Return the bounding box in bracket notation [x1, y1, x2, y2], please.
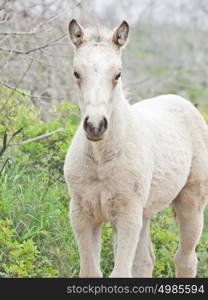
[68, 19, 85, 48]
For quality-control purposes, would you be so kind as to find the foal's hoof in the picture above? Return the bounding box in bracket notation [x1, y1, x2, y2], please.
[79, 271, 103, 278]
[109, 271, 132, 278]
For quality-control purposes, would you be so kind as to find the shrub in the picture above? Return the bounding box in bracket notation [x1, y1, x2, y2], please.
[0, 219, 58, 277]
[0, 87, 79, 182]
[151, 208, 179, 277]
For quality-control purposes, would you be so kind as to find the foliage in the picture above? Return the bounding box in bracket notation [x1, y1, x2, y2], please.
[0, 87, 79, 180]
[0, 87, 80, 277]
[151, 207, 208, 278]
[0, 88, 34, 137]
[0, 219, 58, 278]
[19, 103, 79, 176]
[151, 208, 179, 278]
[0, 161, 79, 278]
[101, 224, 114, 277]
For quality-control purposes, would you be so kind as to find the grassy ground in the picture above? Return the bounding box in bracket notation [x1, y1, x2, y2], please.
[0, 160, 207, 278]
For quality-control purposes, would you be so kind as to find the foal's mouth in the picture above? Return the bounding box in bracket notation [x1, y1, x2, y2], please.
[86, 134, 104, 142]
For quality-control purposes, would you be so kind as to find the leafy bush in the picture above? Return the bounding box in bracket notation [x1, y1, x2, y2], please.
[151, 207, 208, 278]
[151, 208, 179, 277]
[0, 219, 58, 277]
[0, 87, 79, 182]
[19, 103, 79, 176]
[0, 87, 80, 277]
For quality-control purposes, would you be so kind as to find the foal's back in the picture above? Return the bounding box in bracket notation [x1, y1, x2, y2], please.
[133, 94, 208, 147]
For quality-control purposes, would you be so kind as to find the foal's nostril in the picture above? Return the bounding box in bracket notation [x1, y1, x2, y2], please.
[103, 117, 108, 130]
[98, 120, 104, 133]
[84, 116, 95, 135]
[83, 116, 89, 131]
[98, 117, 108, 133]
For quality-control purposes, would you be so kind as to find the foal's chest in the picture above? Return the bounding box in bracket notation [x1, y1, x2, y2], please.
[83, 164, 120, 222]
[78, 159, 140, 223]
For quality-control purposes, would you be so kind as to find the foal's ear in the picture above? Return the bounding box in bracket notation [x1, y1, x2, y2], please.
[112, 20, 130, 48]
[68, 19, 85, 48]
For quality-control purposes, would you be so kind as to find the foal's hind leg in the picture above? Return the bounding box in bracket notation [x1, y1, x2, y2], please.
[173, 180, 207, 278]
[132, 216, 155, 277]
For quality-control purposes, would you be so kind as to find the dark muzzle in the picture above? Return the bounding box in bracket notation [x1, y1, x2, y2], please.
[83, 116, 108, 141]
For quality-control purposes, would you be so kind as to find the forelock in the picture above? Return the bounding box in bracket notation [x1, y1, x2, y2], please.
[84, 24, 112, 44]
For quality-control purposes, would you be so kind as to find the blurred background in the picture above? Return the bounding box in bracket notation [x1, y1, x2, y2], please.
[0, 0, 208, 278]
[1, 0, 208, 119]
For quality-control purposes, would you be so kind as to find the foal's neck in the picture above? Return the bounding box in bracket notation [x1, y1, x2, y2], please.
[88, 84, 130, 163]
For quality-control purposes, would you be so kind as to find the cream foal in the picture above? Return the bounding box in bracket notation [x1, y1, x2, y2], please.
[64, 19, 208, 278]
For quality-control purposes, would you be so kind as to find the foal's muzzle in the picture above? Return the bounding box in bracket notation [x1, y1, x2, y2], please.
[83, 116, 108, 142]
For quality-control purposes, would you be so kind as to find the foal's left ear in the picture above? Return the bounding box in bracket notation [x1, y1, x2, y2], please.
[112, 20, 130, 48]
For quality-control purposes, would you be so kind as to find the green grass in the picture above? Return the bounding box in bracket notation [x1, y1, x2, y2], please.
[0, 159, 208, 277]
[0, 162, 79, 277]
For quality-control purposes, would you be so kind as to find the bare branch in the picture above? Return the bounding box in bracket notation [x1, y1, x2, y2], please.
[0, 33, 67, 55]
[0, 157, 10, 176]
[0, 126, 64, 163]
[0, 31, 43, 36]
[1, 81, 64, 102]
[0, 129, 8, 157]
[8, 127, 24, 144]
[9, 128, 64, 146]
[0, 59, 34, 113]
[0, 127, 24, 157]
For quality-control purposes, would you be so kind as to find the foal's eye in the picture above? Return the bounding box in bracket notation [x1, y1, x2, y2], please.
[74, 71, 80, 79]
[115, 73, 121, 80]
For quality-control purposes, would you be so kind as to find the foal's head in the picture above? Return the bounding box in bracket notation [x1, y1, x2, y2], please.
[68, 19, 129, 142]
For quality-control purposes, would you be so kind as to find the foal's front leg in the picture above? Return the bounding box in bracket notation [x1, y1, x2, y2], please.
[71, 208, 102, 278]
[110, 204, 143, 278]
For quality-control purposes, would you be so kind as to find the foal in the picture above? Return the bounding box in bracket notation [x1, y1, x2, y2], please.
[64, 19, 208, 277]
